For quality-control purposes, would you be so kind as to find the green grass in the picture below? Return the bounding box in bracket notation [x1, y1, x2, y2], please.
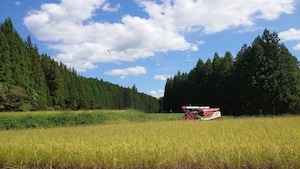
[0, 110, 182, 129]
[0, 115, 299, 168]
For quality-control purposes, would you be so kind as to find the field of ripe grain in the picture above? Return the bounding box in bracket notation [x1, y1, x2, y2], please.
[0, 116, 299, 168]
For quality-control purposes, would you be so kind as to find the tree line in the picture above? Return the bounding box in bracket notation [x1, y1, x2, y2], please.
[0, 18, 159, 112]
[163, 30, 300, 116]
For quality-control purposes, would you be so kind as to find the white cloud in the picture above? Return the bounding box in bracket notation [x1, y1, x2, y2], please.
[154, 74, 172, 81]
[23, 0, 295, 71]
[279, 28, 300, 51]
[293, 44, 300, 50]
[149, 89, 164, 98]
[15, 1, 21, 5]
[138, 0, 294, 33]
[104, 66, 147, 79]
[279, 28, 300, 41]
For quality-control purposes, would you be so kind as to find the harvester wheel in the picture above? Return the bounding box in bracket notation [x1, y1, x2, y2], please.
[194, 114, 201, 120]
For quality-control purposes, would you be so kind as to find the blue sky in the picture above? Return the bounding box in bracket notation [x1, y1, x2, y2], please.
[1, 0, 300, 98]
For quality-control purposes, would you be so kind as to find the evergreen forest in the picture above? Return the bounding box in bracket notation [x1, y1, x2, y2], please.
[0, 18, 159, 112]
[163, 29, 300, 116]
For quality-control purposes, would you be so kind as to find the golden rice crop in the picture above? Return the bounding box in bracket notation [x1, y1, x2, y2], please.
[0, 116, 299, 168]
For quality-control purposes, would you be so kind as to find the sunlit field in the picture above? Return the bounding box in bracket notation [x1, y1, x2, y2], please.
[0, 115, 299, 168]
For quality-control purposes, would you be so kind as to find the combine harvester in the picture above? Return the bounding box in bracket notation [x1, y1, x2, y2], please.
[182, 105, 221, 120]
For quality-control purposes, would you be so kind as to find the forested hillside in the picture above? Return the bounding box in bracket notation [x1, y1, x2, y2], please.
[164, 30, 300, 116]
[0, 18, 159, 112]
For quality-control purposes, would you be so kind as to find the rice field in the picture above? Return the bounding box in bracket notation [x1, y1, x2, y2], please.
[0, 115, 299, 168]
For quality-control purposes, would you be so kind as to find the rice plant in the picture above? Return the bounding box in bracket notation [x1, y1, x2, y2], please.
[0, 115, 299, 168]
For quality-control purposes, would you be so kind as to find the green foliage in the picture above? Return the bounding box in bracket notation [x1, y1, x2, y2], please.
[0, 110, 181, 130]
[0, 83, 29, 111]
[0, 31, 12, 83]
[234, 30, 300, 115]
[25, 36, 48, 110]
[163, 29, 300, 115]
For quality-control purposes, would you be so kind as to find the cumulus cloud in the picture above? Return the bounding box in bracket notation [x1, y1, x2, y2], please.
[15, 1, 21, 5]
[23, 0, 295, 72]
[104, 66, 146, 79]
[154, 74, 172, 81]
[137, 0, 294, 33]
[149, 89, 164, 98]
[279, 28, 300, 41]
[279, 28, 300, 51]
[293, 44, 300, 50]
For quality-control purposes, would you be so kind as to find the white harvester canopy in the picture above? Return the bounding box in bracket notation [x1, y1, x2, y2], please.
[181, 105, 210, 110]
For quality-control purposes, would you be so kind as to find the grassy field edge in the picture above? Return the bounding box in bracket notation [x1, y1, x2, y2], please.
[0, 110, 183, 129]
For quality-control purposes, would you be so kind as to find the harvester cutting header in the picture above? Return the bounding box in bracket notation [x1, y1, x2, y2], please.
[182, 105, 221, 120]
